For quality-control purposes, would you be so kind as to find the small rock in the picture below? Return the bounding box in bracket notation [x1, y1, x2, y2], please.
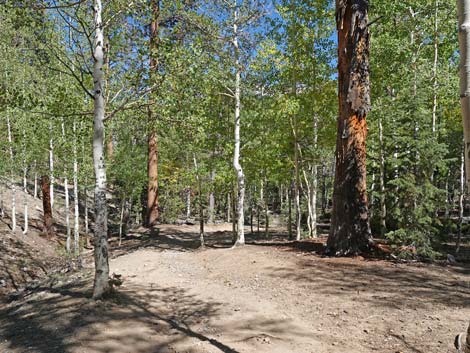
[447, 254, 457, 264]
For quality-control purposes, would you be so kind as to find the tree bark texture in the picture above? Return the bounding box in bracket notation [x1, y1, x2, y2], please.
[193, 154, 205, 247]
[232, 2, 245, 246]
[41, 175, 54, 237]
[458, 143, 465, 253]
[21, 135, 27, 235]
[92, 0, 110, 299]
[7, 116, 16, 232]
[63, 120, 71, 252]
[49, 122, 54, 209]
[328, 0, 373, 255]
[458, 0, 470, 187]
[73, 120, 80, 254]
[378, 116, 387, 236]
[208, 169, 215, 223]
[146, 0, 160, 227]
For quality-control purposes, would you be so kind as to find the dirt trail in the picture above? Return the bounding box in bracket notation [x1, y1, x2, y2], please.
[1, 224, 469, 353]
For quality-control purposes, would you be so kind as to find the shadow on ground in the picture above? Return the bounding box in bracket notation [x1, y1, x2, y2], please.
[0, 278, 238, 353]
[0, 271, 307, 353]
[110, 225, 310, 257]
[263, 255, 470, 310]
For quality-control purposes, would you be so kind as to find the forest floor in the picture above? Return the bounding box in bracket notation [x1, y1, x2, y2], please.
[0, 223, 469, 353]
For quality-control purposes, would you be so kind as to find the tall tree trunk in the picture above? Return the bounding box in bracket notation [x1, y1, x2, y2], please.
[227, 192, 231, 223]
[33, 160, 38, 199]
[458, 143, 465, 254]
[146, 128, 159, 226]
[232, 2, 245, 246]
[186, 188, 191, 219]
[288, 183, 293, 239]
[264, 180, 269, 238]
[432, 0, 439, 135]
[378, 116, 387, 236]
[21, 129, 28, 235]
[310, 116, 318, 238]
[303, 168, 313, 237]
[193, 154, 205, 247]
[84, 178, 89, 238]
[41, 175, 54, 236]
[91, 0, 110, 299]
[62, 120, 71, 252]
[458, 0, 470, 186]
[328, 0, 373, 255]
[118, 198, 125, 246]
[292, 116, 301, 241]
[49, 121, 54, 209]
[22, 156, 28, 235]
[294, 156, 301, 240]
[0, 185, 4, 219]
[146, 0, 160, 227]
[250, 200, 254, 234]
[7, 116, 16, 232]
[73, 120, 80, 254]
[321, 164, 327, 215]
[208, 169, 215, 223]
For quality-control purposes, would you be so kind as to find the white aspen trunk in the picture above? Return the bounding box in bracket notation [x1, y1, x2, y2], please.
[73, 120, 79, 254]
[302, 169, 313, 237]
[186, 188, 191, 219]
[261, 179, 269, 238]
[370, 164, 376, 220]
[257, 182, 261, 234]
[378, 116, 387, 236]
[410, 8, 420, 179]
[119, 199, 125, 246]
[1, 184, 4, 219]
[294, 136, 301, 241]
[91, 0, 110, 299]
[288, 183, 292, 239]
[458, 142, 465, 253]
[311, 116, 318, 238]
[232, 2, 245, 246]
[311, 166, 318, 237]
[227, 192, 231, 223]
[84, 179, 89, 236]
[264, 185, 269, 238]
[445, 172, 450, 218]
[193, 154, 205, 247]
[62, 120, 71, 252]
[290, 113, 301, 240]
[33, 160, 38, 198]
[208, 169, 215, 224]
[21, 128, 28, 235]
[458, 0, 470, 186]
[22, 156, 28, 235]
[49, 122, 55, 209]
[7, 117, 16, 232]
[291, 105, 301, 240]
[432, 0, 439, 134]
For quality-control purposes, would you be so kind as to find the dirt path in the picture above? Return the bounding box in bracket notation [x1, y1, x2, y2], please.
[1, 224, 469, 353]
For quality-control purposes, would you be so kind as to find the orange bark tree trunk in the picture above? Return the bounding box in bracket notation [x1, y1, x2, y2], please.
[146, 0, 160, 227]
[41, 175, 54, 236]
[327, 0, 373, 255]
